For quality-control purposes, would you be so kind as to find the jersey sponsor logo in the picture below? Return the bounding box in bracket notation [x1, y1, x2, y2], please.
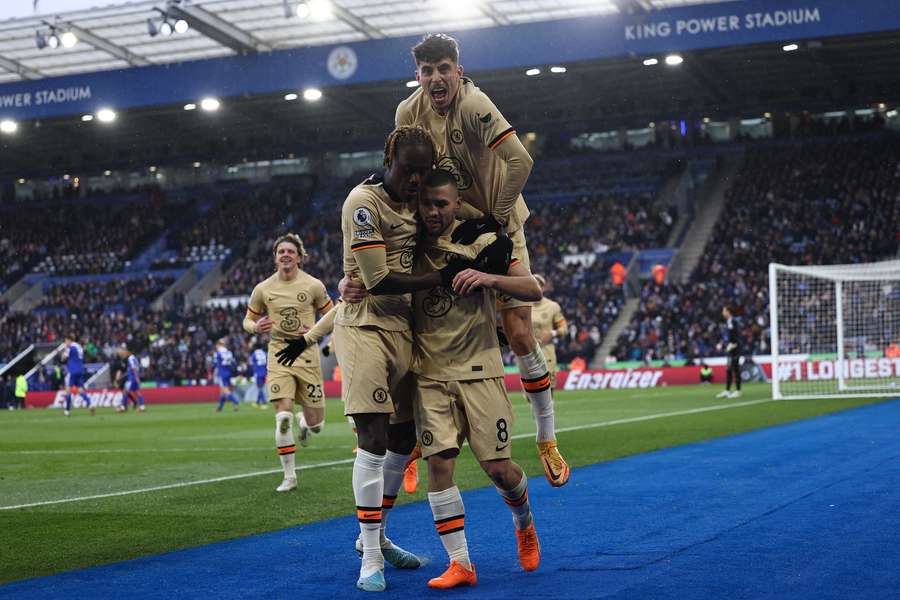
[450, 129, 464, 144]
[477, 112, 492, 124]
[297, 292, 309, 303]
[437, 156, 472, 191]
[353, 207, 373, 227]
[422, 286, 453, 318]
[421, 430, 434, 446]
[354, 227, 376, 239]
[372, 388, 388, 404]
[327, 46, 358, 80]
[278, 307, 302, 332]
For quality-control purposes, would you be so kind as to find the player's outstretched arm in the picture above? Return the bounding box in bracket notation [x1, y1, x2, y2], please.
[452, 262, 541, 301]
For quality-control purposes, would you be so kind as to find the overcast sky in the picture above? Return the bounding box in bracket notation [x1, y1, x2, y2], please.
[0, 0, 142, 21]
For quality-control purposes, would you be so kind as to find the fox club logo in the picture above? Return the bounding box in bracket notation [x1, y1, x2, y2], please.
[327, 46, 358, 80]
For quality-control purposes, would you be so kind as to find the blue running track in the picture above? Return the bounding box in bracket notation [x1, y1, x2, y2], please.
[4, 400, 900, 599]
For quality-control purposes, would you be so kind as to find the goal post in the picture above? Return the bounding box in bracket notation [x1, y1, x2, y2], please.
[769, 260, 900, 400]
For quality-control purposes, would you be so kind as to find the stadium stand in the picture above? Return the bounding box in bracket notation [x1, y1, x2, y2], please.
[612, 134, 900, 363]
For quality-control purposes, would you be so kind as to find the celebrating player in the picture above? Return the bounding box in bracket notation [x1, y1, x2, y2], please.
[413, 169, 542, 587]
[531, 274, 568, 377]
[396, 33, 569, 487]
[213, 339, 239, 411]
[243, 233, 333, 492]
[63, 334, 93, 417]
[116, 346, 145, 412]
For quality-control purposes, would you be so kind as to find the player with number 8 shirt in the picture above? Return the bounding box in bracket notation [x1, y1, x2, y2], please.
[243, 233, 333, 493]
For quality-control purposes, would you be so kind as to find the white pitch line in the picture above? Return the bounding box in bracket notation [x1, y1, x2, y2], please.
[0, 458, 355, 511]
[0, 399, 771, 511]
[4, 446, 355, 455]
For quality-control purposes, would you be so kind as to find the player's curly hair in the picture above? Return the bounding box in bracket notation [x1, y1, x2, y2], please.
[383, 125, 436, 168]
[272, 233, 306, 257]
[412, 33, 459, 64]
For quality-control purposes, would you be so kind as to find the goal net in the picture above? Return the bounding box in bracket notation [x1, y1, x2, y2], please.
[769, 260, 900, 399]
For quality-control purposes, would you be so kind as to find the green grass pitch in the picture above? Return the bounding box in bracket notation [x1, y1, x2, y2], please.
[0, 383, 889, 584]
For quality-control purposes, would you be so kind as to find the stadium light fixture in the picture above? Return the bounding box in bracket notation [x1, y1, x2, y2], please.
[764, 112, 772, 119]
[643, 58, 658, 66]
[200, 97, 221, 111]
[550, 66, 567, 74]
[295, 2, 311, 18]
[405, 80, 418, 88]
[96, 108, 117, 123]
[193, 161, 201, 168]
[63, 174, 70, 180]
[81, 114, 94, 121]
[47, 32, 59, 48]
[159, 20, 173, 36]
[284, 93, 299, 101]
[309, 0, 333, 20]
[888, 110, 898, 118]
[877, 103, 886, 110]
[18, 178, 26, 184]
[702, 117, 711, 124]
[665, 54, 683, 66]
[184, 103, 197, 111]
[0, 119, 18, 134]
[60, 31, 78, 48]
[174, 19, 190, 34]
[303, 88, 323, 101]
[782, 43, 799, 52]
[104, 170, 112, 176]
[525, 68, 541, 76]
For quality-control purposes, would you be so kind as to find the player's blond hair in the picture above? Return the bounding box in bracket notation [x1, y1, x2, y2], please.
[383, 125, 436, 168]
[272, 233, 306, 257]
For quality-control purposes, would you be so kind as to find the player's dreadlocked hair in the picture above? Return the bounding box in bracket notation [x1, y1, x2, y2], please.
[383, 125, 436, 168]
[412, 33, 459, 64]
[272, 233, 306, 257]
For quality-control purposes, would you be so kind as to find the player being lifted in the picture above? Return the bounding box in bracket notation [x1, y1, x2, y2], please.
[396, 33, 569, 487]
[413, 169, 542, 588]
[243, 233, 333, 492]
[63, 334, 93, 417]
[278, 126, 512, 592]
[213, 339, 239, 412]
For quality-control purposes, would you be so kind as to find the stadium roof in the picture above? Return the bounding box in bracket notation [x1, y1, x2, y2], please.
[0, 0, 731, 83]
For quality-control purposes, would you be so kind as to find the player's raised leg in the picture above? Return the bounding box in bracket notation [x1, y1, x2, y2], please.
[502, 304, 569, 487]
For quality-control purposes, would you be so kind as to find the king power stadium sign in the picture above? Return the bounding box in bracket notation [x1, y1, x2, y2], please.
[625, 7, 822, 40]
[0, 85, 91, 109]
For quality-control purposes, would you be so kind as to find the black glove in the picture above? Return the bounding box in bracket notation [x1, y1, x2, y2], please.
[439, 257, 475, 288]
[450, 215, 501, 245]
[321, 344, 330, 357]
[275, 337, 309, 366]
[472, 235, 513, 275]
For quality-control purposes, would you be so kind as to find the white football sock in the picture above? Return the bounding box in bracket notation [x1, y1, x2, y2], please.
[517, 348, 556, 443]
[380, 450, 410, 545]
[353, 448, 386, 576]
[428, 486, 470, 569]
[275, 411, 295, 478]
[496, 473, 533, 530]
